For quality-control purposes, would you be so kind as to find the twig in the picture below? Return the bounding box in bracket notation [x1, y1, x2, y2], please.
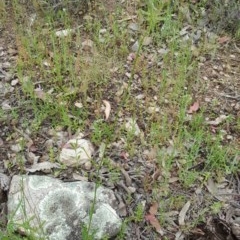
[218, 93, 240, 101]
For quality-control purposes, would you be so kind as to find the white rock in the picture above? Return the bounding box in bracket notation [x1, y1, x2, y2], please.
[99, 28, 107, 34]
[55, 29, 74, 37]
[147, 106, 160, 113]
[131, 40, 139, 52]
[1, 101, 11, 110]
[125, 118, 141, 136]
[135, 94, 145, 99]
[128, 23, 139, 31]
[10, 143, 22, 153]
[11, 79, 19, 86]
[59, 135, 94, 167]
[143, 36, 152, 46]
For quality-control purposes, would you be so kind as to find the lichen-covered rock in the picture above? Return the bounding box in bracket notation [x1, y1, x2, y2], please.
[8, 175, 122, 240]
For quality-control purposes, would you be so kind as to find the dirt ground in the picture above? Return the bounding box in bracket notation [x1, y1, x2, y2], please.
[1, 1, 240, 240]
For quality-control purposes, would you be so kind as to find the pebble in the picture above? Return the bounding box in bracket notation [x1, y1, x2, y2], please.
[131, 41, 139, 52]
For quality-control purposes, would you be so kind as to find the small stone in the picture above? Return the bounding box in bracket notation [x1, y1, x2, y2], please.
[128, 186, 136, 193]
[43, 61, 51, 67]
[84, 161, 92, 170]
[142, 37, 152, 46]
[125, 118, 141, 136]
[11, 79, 19, 86]
[158, 48, 169, 55]
[131, 41, 139, 52]
[59, 134, 94, 167]
[128, 23, 139, 31]
[99, 28, 107, 34]
[125, 72, 131, 78]
[1, 101, 11, 110]
[55, 29, 73, 37]
[226, 135, 233, 140]
[133, 74, 138, 80]
[147, 106, 160, 113]
[10, 143, 22, 153]
[179, 26, 190, 36]
[127, 52, 136, 61]
[74, 102, 83, 108]
[82, 39, 94, 51]
[135, 94, 145, 99]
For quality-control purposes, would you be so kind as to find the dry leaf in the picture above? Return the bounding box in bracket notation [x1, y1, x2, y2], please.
[152, 169, 161, 181]
[118, 201, 127, 217]
[27, 152, 40, 164]
[120, 151, 129, 161]
[178, 201, 191, 226]
[187, 102, 199, 114]
[28, 144, 38, 152]
[205, 177, 217, 195]
[206, 115, 228, 125]
[34, 88, 46, 100]
[102, 100, 111, 120]
[168, 177, 179, 183]
[190, 228, 205, 236]
[145, 147, 157, 161]
[218, 36, 230, 44]
[205, 177, 233, 201]
[149, 202, 159, 215]
[145, 214, 164, 235]
[145, 202, 164, 235]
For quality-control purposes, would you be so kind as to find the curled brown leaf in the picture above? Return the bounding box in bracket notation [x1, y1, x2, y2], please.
[102, 100, 111, 120]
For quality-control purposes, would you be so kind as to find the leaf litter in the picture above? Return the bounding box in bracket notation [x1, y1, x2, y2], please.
[145, 202, 164, 236]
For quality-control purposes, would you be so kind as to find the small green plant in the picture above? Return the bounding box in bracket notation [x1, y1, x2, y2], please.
[91, 120, 115, 145]
[210, 201, 223, 214]
[131, 203, 145, 223]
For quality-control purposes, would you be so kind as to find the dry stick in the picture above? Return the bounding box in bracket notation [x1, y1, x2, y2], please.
[218, 93, 240, 101]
